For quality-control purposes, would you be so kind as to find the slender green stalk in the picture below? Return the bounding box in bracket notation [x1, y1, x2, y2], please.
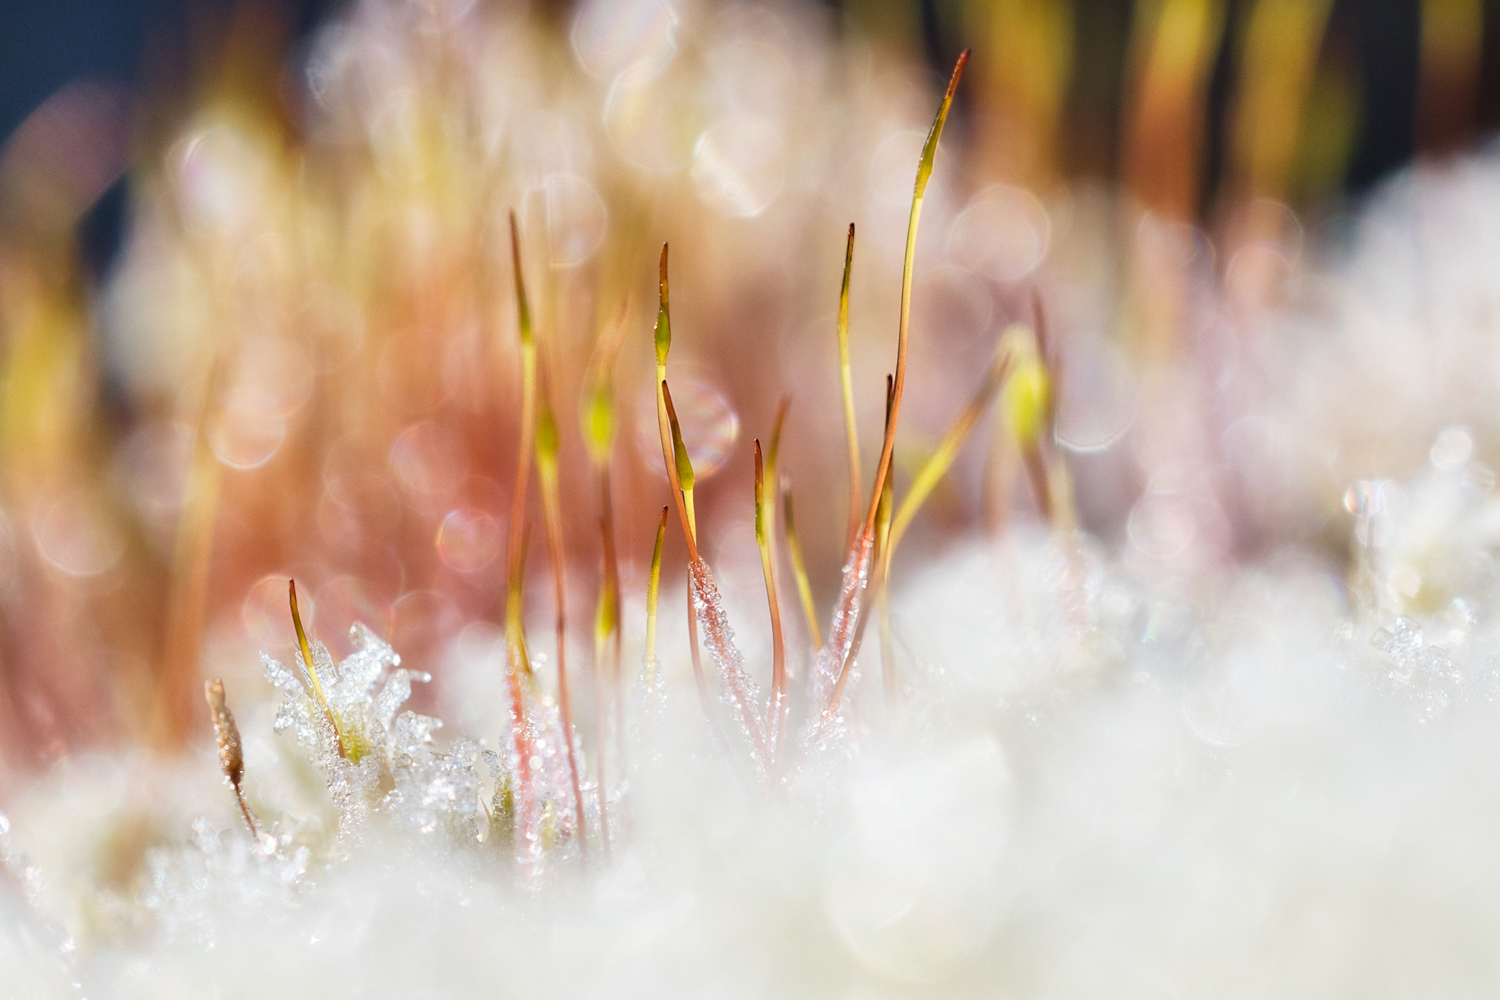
[764, 397, 790, 581]
[824, 51, 969, 720]
[535, 374, 587, 860]
[663, 381, 698, 540]
[505, 212, 538, 682]
[583, 298, 629, 857]
[289, 580, 357, 761]
[649, 246, 712, 727]
[502, 211, 539, 850]
[644, 505, 669, 671]
[781, 485, 822, 648]
[858, 50, 968, 546]
[885, 339, 1015, 567]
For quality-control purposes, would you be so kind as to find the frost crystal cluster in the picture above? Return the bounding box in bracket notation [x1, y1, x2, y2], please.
[9, 0, 1500, 996]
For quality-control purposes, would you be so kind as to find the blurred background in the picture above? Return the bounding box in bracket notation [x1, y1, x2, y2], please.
[1, 0, 1497, 790]
[8, 0, 1498, 276]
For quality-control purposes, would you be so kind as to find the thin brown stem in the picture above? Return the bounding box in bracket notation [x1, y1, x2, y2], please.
[650, 247, 714, 734]
[536, 374, 586, 860]
[858, 51, 968, 547]
[822, 52, 968, 722]
[837, 223, 862, 550]
[875, 458, 895, 714]
[502, 210, 539, 853]
[593, 465, 618, 856]
[754, 441, 788, 765]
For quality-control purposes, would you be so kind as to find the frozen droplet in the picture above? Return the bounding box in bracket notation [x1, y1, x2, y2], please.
[1389, 617, 1423, 658]
[1463, 461, 1495, 494]
[1055, 337, 1139, 454]
[1419, 644, 1453, 679]
[1343, 480, 1384, 516]
[436, 508, 502, 573]
[571, 0, 678, 82]
[223, 337, 314, 421]
[114, 421, 193, 531]
[635, 376, 739, 480]
[541, 173, 607, 267]
[315, 576, 393, 656]
[33, 491, 124, 577]
[244, 574, 299, 647]
[692, 116, 786, 217]
[389, 421, 468, 510]
[1126, 493, 1197, 561]
[948, 183, 1051, 282]
[1225, 240, 1295, 310]
[207, 410, 286, 469]
[175, 127, 271, 235]
[1431, 426, 1474, 471]
[1135, 211, 1212, 271]
[604, 62, 699, 174]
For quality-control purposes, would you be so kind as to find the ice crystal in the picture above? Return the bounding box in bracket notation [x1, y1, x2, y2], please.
[690, 558, 769, 774]
[485, 658, 592, 876]
[808, 540, 873, 713]
[1366, 615, 1469, 720]
[137, 815, 309, 948]
[263, 621, 447, 842]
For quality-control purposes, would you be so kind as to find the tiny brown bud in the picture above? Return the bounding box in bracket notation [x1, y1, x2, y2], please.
[205, 679, 258, 836]
[204, 678, 243, 788]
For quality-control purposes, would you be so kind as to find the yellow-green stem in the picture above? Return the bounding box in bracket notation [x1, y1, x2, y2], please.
[826, 51, 968, 720]
[505, 211, 537, 681]
[781, 485, 822, 648]
[885, 341, 1015, 571]
[535, 377, 587, 860]
[644, 505, 669, 670]
[289, 580, 353, 761]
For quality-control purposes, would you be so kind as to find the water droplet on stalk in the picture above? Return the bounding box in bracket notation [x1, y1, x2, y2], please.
[437, 508, 502, 573]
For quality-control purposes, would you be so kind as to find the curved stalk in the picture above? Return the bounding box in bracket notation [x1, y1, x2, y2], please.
[822, 51, 968, 722]
[502, 211, 540, 856]
[535, 378, 587, 860]
[754, 441, 788, 764]
[781, 485, 822, 648]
